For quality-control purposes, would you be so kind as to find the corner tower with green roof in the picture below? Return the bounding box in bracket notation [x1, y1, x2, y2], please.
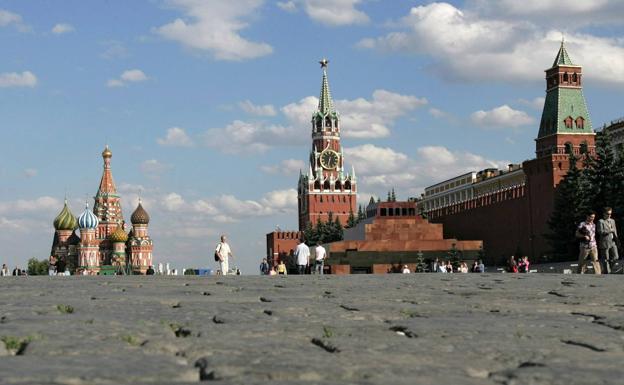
[536, 40, 595, 158]
[523, 41, 596, 261]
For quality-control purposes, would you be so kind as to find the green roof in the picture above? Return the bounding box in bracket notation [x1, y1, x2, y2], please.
[552, 41, 574, 67]
[538, 87, 592, 138]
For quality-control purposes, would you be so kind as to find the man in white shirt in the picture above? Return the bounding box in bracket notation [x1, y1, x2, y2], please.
[314, 242, 326, 275]
[216, 235, 233, 276]
[294, 238, 310, 275]
[402, 265, 411, 274]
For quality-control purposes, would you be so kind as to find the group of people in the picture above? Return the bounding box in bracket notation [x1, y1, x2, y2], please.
[576, 207, 619, 275]
[257, 238, 327, 275]
[507, 256, 531, 273]
[431, 258, 485, 273]
[1, 264, 26, 276]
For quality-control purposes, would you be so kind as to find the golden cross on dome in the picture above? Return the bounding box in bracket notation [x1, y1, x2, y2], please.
[319, 58, 329, 68]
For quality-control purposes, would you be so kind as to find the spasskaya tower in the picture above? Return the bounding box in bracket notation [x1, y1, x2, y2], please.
[298, 59, 357, 230]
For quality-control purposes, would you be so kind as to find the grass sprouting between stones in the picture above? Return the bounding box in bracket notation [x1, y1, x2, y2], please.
[120, 335, 141, 346]
[1, 335, 35, 355]
[56, 304, 74, 314]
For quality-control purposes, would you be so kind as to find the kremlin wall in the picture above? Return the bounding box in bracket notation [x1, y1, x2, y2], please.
[266, 41, 618, 272]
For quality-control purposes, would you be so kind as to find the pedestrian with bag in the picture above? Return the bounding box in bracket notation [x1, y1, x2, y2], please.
[215, 235, 234, 276]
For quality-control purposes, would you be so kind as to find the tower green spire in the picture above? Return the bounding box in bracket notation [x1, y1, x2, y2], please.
[317, 58, 335, 115]
[552, 39, 574, 66]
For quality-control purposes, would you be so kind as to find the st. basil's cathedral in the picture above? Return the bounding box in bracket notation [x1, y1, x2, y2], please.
[50, 146, 154, 274]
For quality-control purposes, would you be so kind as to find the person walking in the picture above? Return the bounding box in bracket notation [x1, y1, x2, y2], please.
[294, 238, 310, 275]
[1, 264, 8, 276]
[597, 207, 619, 274]
[215, 235, 233, 276]
[259, 258, 270, 275]
[576, 212, 601, 274]
[314, 242, 326, 275]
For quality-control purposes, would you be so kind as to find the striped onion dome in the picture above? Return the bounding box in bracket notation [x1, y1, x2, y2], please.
[53, 200, 78, 231]
[109, 224, 128, 243]
[78, 202, 99, 229]
[131, 200, 150, 225]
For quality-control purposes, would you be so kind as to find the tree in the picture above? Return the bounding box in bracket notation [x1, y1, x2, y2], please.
[547, 154, 587, 261]
[27, 258, 49, 275]
[586, 130, 618, 214]
[357, 205, 365, 221]
[387, 190, 391, 202]
[414, 251, 427, 273]
[391, 188, 397, 202]
[346, 210, 357, 228]
[447, 243, 462, 270]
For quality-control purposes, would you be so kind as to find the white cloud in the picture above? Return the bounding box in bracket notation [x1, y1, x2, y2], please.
[140, 159, 171, 176]
[470, 105, 534, 129]
[343, 143, 509, 199]
[121, 69, 148, 82]
[202, 120, 304, 154]
[277, 0, 368, 26]
[107, 69, 148, 87]
[162, 193, 186, 211]
[106, 79, 124, 88]
[173, 88, 427, 154]
[0, 9, 30, 32]
[302, 0, 369, 26]
[23, 168, 38, 178]
[518, 97, 545, 110]
[282, 90, 427, 139]
[155, 0, 273, 61]
[260, 189, 298, 213]
[100, 40, 128, 60]
[0, 196, 61, 215]
[51, 23, 74, 34]
[277, 1, 297, 12]
[0, 71, 37, 88]
[359, 2, 624, 86]
[261, 159, 305, 175]
[239, 100, 277, 116]
[157, 127, 194, 147]
[344, 144, 409, 175]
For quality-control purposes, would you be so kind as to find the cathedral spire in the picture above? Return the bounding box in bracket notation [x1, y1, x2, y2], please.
[97, 145, 117, 195]
[317, 58, 335, 115]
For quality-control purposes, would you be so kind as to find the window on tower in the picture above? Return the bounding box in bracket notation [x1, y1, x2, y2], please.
[564, 142, 573, 155]
[563, 73, 569, 83]
[325, 117, 331, 128]
[575, 116, 584, 129]
[564, 116, 574, 129]
[580, 141, 588, 154]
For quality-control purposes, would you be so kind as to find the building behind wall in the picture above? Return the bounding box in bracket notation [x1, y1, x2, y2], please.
[417, 41, 596, 264]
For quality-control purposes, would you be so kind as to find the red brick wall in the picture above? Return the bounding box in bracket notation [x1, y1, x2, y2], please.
[330, 265, 351, 275]
[266, 231, 302, 266]
[432, 196, 530, 265]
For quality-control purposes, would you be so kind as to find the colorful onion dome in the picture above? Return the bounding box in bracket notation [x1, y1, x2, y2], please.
[53, 200, 78, 231]
[78, 202, 99, 229]
[102, 145, 112, 159]
[109, 224, 128, 243]
[131, 200, 150, 225]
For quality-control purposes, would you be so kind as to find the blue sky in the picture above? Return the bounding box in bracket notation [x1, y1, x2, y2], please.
[1, 0, 624, 273]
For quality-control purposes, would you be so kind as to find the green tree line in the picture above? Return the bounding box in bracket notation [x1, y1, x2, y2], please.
[548, 130, 624, 260]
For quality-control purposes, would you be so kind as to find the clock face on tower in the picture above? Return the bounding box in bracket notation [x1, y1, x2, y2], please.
[320, 150, 340, 169]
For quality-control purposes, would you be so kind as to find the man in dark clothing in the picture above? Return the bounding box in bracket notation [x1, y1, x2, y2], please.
[146, 266, 155, 275]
